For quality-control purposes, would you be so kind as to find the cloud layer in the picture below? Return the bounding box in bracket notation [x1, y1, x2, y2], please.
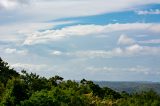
[51, 44, 160, 58]
[23, 23, 160, 45]
[1, 0, 160, 81]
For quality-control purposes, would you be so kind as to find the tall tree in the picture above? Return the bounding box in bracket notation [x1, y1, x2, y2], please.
[0, 57, 19, 85]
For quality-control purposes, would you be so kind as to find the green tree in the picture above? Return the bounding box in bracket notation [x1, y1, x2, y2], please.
[1, 78, 28, 105]
[49, 75, 63, 86]
[20, 90, 58, 106]
[0, 57, 19, 85]
[102, 87, 121, 100]
[0, 81, 5, 101]
[21, 70, 49, 93]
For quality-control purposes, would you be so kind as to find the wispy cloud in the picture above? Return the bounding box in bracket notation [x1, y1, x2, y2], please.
[0, 21, 75, 45]
[86, 66, 151, 75]
[5, 48, 28, 55]
[23, 23, 160, 45]
[50, 44, 160, 58]
[1, 0, 160, 22]
[136, 9, 160, 15]
[139, 39, 160, 44]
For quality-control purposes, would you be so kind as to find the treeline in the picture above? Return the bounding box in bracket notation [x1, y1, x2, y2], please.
[0, 57, 160, 106]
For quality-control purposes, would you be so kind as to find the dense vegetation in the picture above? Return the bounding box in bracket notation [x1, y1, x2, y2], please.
[1, 57, 160, 106]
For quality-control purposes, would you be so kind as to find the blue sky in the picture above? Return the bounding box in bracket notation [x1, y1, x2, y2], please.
[0, 0, 160, 81]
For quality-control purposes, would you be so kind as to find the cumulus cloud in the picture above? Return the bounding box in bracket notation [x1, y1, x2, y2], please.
[5, 48, 28, 55]
[136, 9, 160, 15]
[118, 34, 135, 45]
[23, 23, 160, 45]
[127, 45, 160, 55]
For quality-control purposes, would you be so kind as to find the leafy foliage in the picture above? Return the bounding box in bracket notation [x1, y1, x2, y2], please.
[0, 57, 19, 85]
[0, 57, 160, 106]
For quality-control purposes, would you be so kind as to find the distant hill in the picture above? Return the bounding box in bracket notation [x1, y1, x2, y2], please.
[94, 81, 160, 94]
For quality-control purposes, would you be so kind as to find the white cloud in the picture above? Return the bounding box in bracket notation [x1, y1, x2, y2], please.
[86, 66, 115, 72]
[0, 21, 75, 45]
[125, 44, 143, 55]
[17, 21, 75, 34]
[118, 44, 160, 56]
[11, 63, 48, 72]
[128, 44, 160, 55]
[23, 24, 106, 45]
[5, 48, 28, 55]
[12, 0, 160, 21]
[118, 34, 135, 45]
[136, 9, 160, 15]
[66, 50, 113, 58]
[5, 48, 16, 53]
[0, 0, 30, 10]
[86, 66, 151, 75]
[48, 44, 160, 59]
[64, 44, 160, 58]
[1, 0, 160, 23]
[23, 23, 160, 45]
[51, 50, 63, 56]
[0, 22, 71, 36]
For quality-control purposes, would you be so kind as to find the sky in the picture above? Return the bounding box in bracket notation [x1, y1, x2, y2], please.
[0, 0, 160, 82]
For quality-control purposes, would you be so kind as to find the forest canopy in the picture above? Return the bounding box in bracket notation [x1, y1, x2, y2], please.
[0, 57, 160, 106]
